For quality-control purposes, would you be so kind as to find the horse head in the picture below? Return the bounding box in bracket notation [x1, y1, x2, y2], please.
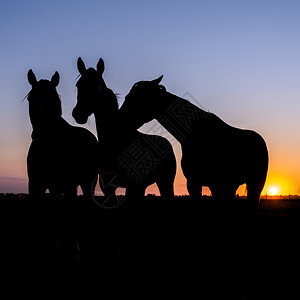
[27, 69, 62, 130]
[72, 57, 108, 124]
[120, 75, 167, 128]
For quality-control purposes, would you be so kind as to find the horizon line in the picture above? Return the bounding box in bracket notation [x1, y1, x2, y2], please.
[1, 192, 300, 198]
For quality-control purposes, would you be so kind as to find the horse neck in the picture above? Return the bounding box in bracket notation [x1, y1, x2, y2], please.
[31, 116, 65, 141]
[157, 92, 206, 142]
[93, 89, 119, 143]
[93, 91, 139, 150]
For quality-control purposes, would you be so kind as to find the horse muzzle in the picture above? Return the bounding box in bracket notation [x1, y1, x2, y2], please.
[72, 107, 89, 124]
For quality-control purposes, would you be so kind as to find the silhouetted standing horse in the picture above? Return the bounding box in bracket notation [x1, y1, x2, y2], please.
[72, 58, 176, 205]
[120, 76, 269, 209]
[27, 70, 98, 201]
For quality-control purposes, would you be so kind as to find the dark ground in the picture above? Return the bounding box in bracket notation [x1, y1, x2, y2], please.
[0, 193, 299, 296]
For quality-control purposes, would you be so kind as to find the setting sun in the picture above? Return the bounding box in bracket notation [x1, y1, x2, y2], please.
[268, 186, 280, 196]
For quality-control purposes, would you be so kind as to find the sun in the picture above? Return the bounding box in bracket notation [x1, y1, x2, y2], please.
[268, 186, 279, 196]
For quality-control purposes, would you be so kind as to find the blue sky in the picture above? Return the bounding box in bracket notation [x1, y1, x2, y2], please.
[1, 0, 300, 194]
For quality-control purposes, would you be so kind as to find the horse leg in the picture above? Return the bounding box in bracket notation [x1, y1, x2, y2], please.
[217, 185, 238, 217]
[209, 185, 216, 200]
[48, 185, 63, 201]
[98, 173, 122, 208]
[156, 177, 174, 224]
[63, 186, 77, 203]
[210, 184, 236, 204]
[187, 177, 202, 200]
[81, 175, 98, 202]
[211, 183, 237, 219]
[157, 179, 174, 219]
[28, 180, 46, 202]
[157, 178, 175, 202]
[125, 185, 145, 209]
[247, 181, 264, 213]
[223, 184, 238, 202]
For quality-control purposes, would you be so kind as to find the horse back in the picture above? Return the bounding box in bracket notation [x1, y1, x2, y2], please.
[181, 113, 268, 183]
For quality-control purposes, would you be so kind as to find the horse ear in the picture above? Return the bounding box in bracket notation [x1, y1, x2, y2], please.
[51, 71, 60, 87]
[28, 69, 37, 86]
[97, 58, 105, 75]
[152, 75, 163, 85]
[77, 57, 86, 74]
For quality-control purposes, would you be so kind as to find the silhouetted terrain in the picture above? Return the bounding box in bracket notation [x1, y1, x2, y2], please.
[1, 193, 300, 286]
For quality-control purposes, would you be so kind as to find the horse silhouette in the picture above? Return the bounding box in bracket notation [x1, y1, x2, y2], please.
[72, 58, 176, 205]
[27, 69, 98, 201]
[120, 76, 269, 209]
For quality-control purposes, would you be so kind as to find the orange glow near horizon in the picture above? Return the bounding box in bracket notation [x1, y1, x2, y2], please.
[0, 172, 298, 197]
[262, 173, 296, 196]
[0, 146, 299, 197]
[146, 173, 295, 197]
[268, 186, 279, 196]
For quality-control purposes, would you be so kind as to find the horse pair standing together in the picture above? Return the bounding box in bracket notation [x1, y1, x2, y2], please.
[27, 58, 268, 209]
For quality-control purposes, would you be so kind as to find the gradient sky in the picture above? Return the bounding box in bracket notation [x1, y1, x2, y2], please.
[1, 0, 300, 195]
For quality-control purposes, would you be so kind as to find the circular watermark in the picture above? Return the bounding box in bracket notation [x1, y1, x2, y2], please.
[92, 172, 127, 209]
